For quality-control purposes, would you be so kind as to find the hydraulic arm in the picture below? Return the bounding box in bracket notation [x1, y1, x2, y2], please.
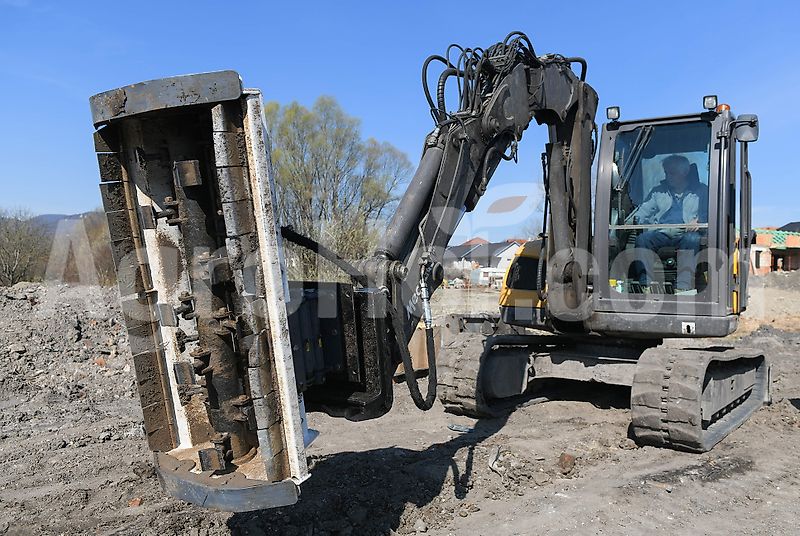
[351, 33, 598, 409]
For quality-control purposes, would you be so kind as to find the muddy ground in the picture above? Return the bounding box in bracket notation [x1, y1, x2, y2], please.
[0, 275, 798, 535]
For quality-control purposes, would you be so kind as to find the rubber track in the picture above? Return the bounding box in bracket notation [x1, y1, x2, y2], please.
[630, 346, 770, 452]
[437, 332, 495, 417]
[437, 332, 556, 417]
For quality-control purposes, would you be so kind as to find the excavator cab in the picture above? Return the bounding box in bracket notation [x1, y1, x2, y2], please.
[501, 98, 759, 339]
[588, 100, 759, 338]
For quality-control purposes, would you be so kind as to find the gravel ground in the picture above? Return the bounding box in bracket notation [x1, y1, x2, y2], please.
[0, 278, 798, 535]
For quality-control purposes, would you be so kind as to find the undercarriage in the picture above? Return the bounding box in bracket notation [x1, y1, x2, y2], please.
[438, 314, 771, 452]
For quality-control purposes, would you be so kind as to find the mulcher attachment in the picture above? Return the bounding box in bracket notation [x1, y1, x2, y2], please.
[90, 71, 310, 511]
[631, 346, 770, 452]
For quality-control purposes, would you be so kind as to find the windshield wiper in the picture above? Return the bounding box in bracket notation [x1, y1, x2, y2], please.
[615, 125, 654, 193]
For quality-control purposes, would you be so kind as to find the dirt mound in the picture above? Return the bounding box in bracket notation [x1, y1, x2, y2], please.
[740, 273, 800, 334]
[0, 284, 230, 535]
[750, 269, 800, 290]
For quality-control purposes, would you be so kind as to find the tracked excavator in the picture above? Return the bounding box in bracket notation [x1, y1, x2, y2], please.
[89, 32, 766, 511]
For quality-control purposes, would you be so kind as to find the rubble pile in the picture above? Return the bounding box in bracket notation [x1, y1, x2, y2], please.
[0, 283, 134, 406]
[0, 284, 234, 535]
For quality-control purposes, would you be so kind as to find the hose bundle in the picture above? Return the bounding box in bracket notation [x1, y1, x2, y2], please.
[421, 31, 541, 126]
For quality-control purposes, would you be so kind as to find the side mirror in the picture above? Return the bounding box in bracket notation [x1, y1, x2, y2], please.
[735, 114, 759, 142]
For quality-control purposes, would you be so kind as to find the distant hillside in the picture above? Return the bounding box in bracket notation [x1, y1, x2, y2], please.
[32, 213, 89, 234]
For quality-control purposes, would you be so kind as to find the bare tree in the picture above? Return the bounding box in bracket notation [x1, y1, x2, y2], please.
[264, 97, 412, 279]
[521, 214, 544, 240]
[0, 208, 50, 286]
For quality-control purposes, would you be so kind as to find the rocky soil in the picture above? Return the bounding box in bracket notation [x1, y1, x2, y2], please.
[0, 278, 798, 535]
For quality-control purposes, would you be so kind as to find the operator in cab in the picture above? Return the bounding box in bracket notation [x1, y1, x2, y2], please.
[633, 154, 708, 295]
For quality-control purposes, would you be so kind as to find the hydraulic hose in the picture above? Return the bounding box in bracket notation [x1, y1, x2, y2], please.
[563, 57, 587, 81]
[436, 67, 465, 121]
[422, 54, 450, 123]
[389, 277, 437, 410]
[537, 152, 549, 301]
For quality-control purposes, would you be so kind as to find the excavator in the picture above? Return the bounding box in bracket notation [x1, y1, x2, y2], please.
[88, 32, 766, 511]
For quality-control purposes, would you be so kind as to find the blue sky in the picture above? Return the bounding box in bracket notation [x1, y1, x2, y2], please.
[1, 1, 798, 242]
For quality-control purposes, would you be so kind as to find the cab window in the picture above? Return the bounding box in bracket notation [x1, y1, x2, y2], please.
[607, 121, 712, 295]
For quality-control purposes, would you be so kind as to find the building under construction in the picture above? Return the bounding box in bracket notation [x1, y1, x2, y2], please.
[751, 222, 800, 274]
